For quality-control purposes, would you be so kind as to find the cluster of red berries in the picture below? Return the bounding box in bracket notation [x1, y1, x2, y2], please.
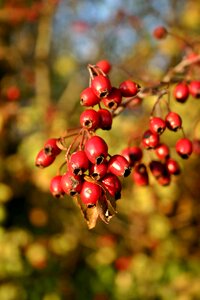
[174, 81, 200, 103]
[35, 60, 141, 225]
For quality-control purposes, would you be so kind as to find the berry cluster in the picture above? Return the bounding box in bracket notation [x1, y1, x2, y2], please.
[35, 60, 140, 228]
[174, 81, 200, 103]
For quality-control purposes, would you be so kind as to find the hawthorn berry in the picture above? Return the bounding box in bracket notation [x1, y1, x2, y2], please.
[68, 150, 90, 175]
[91, 75, 112, 98]
[142, 130, 160, 149]
[6, 86, 20, 101]
[102, 87, 122, 109]
[44, 138, 61, 156]
[157, 172, 171, 186]
[166, 158, 180, 175]
[155, 143, 170, 160]
[189, 80, 200, 98]
[96, 59, 111, 74]
[149, 160, 166, 179]
[35, 149, 55, 168]
[80, 87, 100, 106]
[132, 163, 149, 186]
[80, 181, 102, 206]
[50, 175, 65, 198]
[149, 117, 166, 135]
[108, 154, 131, 177]
[61, 172, 83, 196]
[192, 139, 200, 155]
[121, 146, 143, 167]
[119, 79, 139, 97]
[84, 135, 108, 164]
[153, 26, 168, 39]
[89, 162, 108, 180]
[98, 108, 113, 130]
[174, 82, 189, 103]
[101, 173, 122, 200]
[80, 109, 100, 130]
[165, 112, 182, 131]
[176, 138, 193, 159]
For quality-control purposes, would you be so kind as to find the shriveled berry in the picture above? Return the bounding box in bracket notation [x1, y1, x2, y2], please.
[189, 80, 200, 98]
[132, 163, 149, 186]
[101, 173, 122, 200]
[98, 108, 113, 130]
[80, 181, 102, 206]
[166, 158, 180, 175]
[174, 82, 189, 103]
[35, 149, 55, 168]
[96, 59, 111, 74]
[61, 172, 83, 196]
[50, 175, 65, 198]
[68, 150, 90, 175]
[108, 155, 131, 177]
[102, 87, 122, 110]
[119, 80, 139, 97]
[80, 109, 100, 130]
[121, 146, 143, 167]
[149, 117, 166, 135]
[155, 143, 170, 160]
[142, 130, 160, 149]
[80, 87, 100, 106]
[91, 75, 112, 98]
[44, 138, 61, 156]
[153, 26, 168, 39]
[165, 111, 182, 131]
[176, 138, 193, 159]
[84, 135, 108, 164]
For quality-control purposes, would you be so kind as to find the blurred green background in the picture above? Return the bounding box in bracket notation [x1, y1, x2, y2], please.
[0, 0, 200, 299]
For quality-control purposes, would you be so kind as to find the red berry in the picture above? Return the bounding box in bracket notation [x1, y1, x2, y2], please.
[68, 150, 90, 175]
[174, 82, 189, 103]
[84, 136, 108, 164]
[101, 173, 122, 200]
[102, 87, 122, 110]
[35, 149, 55, 168]
[44, 138, 61, 156]
[91, 75, 112, 98]
[189, 80, 200, 98]
[149, 117, 166, 135]
[155, 143, 170, 160]
[149, 160, 166, 179]
[6, 86, 20, 101]
[119, 80, 139, 97]
[98, 108, 113, 130]
[142, 130, 160, 149]
[193, 139, 200, 155]
[166, 158, 180, 175]
[80, 87, 100, 106]
[96, 59, 111, 74]
[157, 172, 171, 186]
[132, 163, 149, 186]
[121, 146, 143, 167]
[80, 181, 102, 206]
[80, 109, 100, 130]
[153, 26, 168, 39]
[50, 175, 65, 198]
[90, 162, 108, 180]
[108, 155, 131, 177]
[176, 138, 193, 159]
[61, 172, 83, 196]
[165, 112, 182, 131]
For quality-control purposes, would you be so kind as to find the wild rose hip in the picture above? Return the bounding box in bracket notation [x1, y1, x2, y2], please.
[61, 172, 83, 196]
[142, 130, 160, 149]
[101, 173, 122, 200]
[50, 175, 65, 198]
[80, 87, 100, 106]
[189, 80, 200, 98]
[91, 75, 112, 98]
[80, 181, 102, 206]
[119, 80, 139, 97]
[68, 150, 90, 175]
[174, 82, 189, 103]
[35, 149, 56, 168]
[176, 138, 193, 159]
[84, 135, 108, 164]
[98, 108, 113, 130]
[149, 117, 166, 135]
[80, 109, 100, 130]
[108, 155, 131, 177]
[165, 111, 182, 131]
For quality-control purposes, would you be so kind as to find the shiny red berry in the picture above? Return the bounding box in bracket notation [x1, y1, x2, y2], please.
[80, 109, 100, 130]
[96, 59, 111, 74]
[102, 87, 122, 110]
[153, 26, 168, 39]
[80, 181, 102, 206]
[44, 138, 61, 156]
[142, 130, 160, 149]
[119, 80, 139, 97]
[50, 175, 65, 198]
[89, 162, 108, 180]
[84, 136, 108, 164]
[108, 155, 131, 177]
[174, 82, 189, 103]
[149, 117, 166, 134]
[91, 75, 112, 98]
[121, 146, 143, 167]
[61, 172, 83, 196]
[35, 149, 55, 168]
[132, 163, 149, 186]
[166, 158, 180, 175]
[68, 150, 90, 175]
[176, 138, 193, 159]
[155, 143, 170, 160]
[189, 80, 200, 98]
[98, 108, 113, 130]
[101, 173, 122, 200]
[80, 87, 100, 106]
[165, 111, 182, 131]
